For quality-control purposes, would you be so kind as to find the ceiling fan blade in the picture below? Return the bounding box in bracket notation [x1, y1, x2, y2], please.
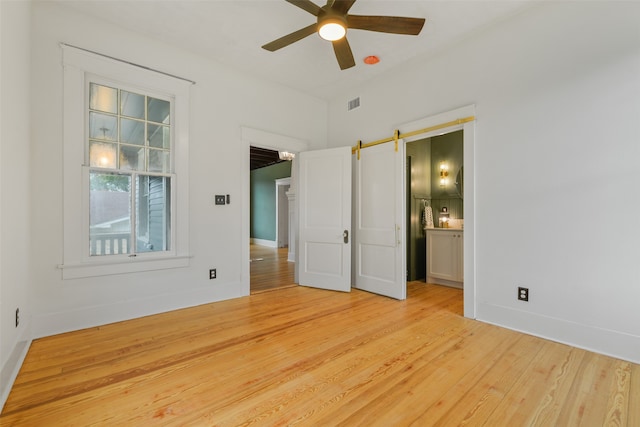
[262, 24, 317, 52]
[332, 38, 356, 70]
[332, 0, 357, 14]
[347, 15, 426, 35]
[286, 0, 322, 16]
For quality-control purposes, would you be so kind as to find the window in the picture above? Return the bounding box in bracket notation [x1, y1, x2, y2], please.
[61, 46, 191, 279]
[87, 83, 171, 257]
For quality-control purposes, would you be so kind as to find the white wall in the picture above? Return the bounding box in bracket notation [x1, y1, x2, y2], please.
[0, 0, 33, 408]
[29, 2, 327, 338]
[328, 2, 640, 363]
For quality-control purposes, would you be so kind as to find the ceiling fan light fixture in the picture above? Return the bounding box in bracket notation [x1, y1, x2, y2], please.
[318, 18, 346, 41]
[262, 0, 426, 71]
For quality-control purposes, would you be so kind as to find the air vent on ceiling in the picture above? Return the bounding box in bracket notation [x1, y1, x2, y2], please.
[347, 97, 360, 111]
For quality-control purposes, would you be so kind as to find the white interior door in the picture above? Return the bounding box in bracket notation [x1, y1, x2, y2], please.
[354, 140, 406, 300]
[298, 146, 352, 292]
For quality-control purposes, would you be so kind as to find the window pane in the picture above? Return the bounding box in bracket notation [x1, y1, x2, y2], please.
[148, 124, 170, 149]
[89, 172, 131, 256]
[119, 145, 145, 171]
[89, 141, 117, 168]
[120, 118, 145, 145]
[89, 112, 117, 141]
[136, 175, 170, 253]
[120, 90, 145, 119]
[148, 149, 170, 173]
[148, 97, 170, 124]
[89, 83, 117, 114]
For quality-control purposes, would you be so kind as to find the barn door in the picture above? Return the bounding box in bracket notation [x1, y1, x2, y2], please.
[354, 140, 406, 299]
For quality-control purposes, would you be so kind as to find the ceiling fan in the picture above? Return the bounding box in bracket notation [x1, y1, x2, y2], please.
[262, 0, 426, 70]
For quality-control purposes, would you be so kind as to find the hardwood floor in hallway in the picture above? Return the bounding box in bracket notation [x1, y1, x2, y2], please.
[250, 244, 295, 293]
[2, 282, 638, 426]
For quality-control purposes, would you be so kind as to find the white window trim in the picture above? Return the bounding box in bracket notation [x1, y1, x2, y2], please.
[60, 45, 191, 279]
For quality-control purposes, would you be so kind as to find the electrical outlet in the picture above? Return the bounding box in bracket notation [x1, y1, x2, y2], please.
[15, 308, 19, 327]
[214, 195, 226, 205]
[518, 287, 529, 302]
[209, 268, 217, 279]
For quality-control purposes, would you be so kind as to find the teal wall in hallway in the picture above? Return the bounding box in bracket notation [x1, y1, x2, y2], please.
[250, 162, 291, 241]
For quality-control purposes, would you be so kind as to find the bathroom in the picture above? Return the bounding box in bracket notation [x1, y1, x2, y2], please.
[406, 130, 463, 281]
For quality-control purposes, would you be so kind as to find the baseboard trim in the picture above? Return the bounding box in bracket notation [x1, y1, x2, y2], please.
[477, 302, 640, 364]
[427, 277, 463, 289]
[251, 238, 277, 248]
[32, 282, 244, 340]
[0, 333, 31, 412]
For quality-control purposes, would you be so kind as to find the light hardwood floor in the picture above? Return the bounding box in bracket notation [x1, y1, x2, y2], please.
[2, 282, 638, 426]
[250, 244, 295, 293]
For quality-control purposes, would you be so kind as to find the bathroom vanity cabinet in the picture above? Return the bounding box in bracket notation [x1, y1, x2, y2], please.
[426, 229, 463, 288]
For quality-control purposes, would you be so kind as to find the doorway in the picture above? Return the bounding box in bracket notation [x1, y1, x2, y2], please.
[406, 130, 464, 282]
[249, 147, 294, 293]
[241, 127, 309, 296]
[398, 104, 476, 318]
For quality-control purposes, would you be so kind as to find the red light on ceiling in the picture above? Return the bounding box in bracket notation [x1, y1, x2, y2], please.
[363, 55, 380, 65]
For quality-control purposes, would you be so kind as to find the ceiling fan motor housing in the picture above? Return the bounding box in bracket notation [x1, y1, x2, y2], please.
[317, 8, 348, 40]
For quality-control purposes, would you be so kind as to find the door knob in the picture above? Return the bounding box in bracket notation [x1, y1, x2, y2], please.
[343, 230, 349, 244]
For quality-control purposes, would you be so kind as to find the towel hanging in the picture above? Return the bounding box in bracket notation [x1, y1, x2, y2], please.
[424, 205, 434, 229]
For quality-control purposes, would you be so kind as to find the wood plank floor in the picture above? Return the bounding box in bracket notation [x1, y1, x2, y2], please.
[2, 283, 638, 426]
[250, 244, 295, 294]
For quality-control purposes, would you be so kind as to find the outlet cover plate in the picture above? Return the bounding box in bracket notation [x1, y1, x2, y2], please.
[518, 287, 529, 301]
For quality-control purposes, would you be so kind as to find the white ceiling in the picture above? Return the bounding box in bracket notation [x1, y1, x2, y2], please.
[56, 0, 535, 100]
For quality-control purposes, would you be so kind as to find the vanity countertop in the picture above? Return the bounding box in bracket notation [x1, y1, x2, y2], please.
[426, 228, 463, 231]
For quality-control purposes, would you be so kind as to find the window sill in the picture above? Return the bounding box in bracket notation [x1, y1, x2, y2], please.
[58, 255, 191, 279]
